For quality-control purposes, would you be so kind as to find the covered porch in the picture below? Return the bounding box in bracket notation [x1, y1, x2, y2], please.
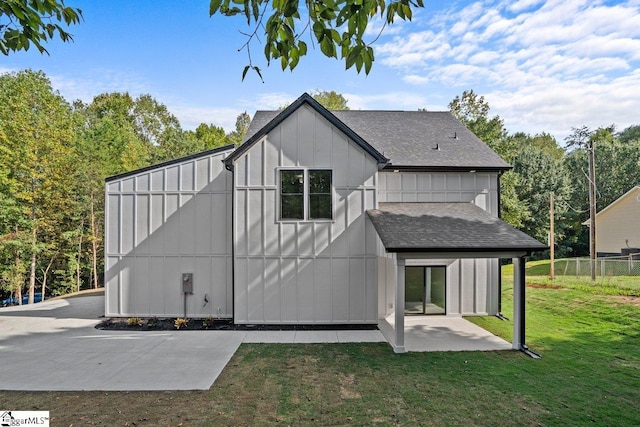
[367, 202, 548, 356]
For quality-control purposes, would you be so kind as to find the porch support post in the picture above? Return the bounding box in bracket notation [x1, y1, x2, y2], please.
[512, 256, 540, 358]
[394, 258, 406, 353]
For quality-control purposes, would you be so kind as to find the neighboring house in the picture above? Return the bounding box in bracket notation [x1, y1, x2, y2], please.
[583, 186, 640, 256]
[105, 93, 546, 353]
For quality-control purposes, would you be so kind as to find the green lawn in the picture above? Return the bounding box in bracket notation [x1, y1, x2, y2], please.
[1, 266, 639, 426]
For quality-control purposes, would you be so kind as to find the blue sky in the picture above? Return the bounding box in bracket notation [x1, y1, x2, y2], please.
[3, 0, 640, 141]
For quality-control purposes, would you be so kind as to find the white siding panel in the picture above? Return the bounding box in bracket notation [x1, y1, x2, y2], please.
[264, 139, 279, 186]
[212, 193, 228, 254]
[297, 107, 315, 166]
[281, 223, 297, 256]
[151, 170, 164, 191]
[460, 259, 475, 314]
[149, 257, 165, 314]
[314, 118, 332, 166]
[105, 256, 120, 316]
[281, 258, 297, 321]
[298, 223, 313, 256]
[149, 195, 164, 255]
[235, 190, 247, 256]
[348, 258, 365, 321]
[194, 194, 212, 255]
[281, 118, 297, 166]
[108, 181, 120, 193]
[121, 195, 135, 254]
[248, 259, 265, 322]
[365, 257, 377, 321]
[136, 173, 149, 191]
[195, 158, 209, 191]
[248, 190, 263, 255]
[234, 258, 248, 321]
[166, 166, 179, 191]
[107, 195, 120, 254]
[120, 257, 134, 315]
[122, 178, 134, 192]
[331, 258, 349, 322]
[248, 141, 264, 186]
[181, 162, 194, 191]
[314, 258, 332, 321]
[179, 194, 195, 254]
[298, 258, 314, 322]
[136, 195, 150, 254]
[264, 190, 279, 254]
[332, 134, 348, 187]
[134, 257, 150, 315]
[475, 259, 488, 314]
[263, 258, 281, 322]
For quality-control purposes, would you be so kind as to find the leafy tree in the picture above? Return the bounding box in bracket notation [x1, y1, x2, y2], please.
[227, 111, 251, 145]
[449, 90, 528, 227]
[312, 90, 350, 110]
[513, 143, 572, 256]
[0, 0, 82, 55]
[618, 124, 640, 144]
[209, 0, 424, 78]
[0, 70, 76, 303]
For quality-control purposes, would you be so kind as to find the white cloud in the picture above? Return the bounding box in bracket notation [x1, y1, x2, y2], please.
[375, 0, 640, 140]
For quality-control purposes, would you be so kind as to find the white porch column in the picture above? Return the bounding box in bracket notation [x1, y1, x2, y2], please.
[512, 256, 525, 350]
[394, 258, 406, 353]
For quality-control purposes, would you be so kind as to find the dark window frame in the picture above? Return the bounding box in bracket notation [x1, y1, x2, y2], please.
[279, 168, 333, 221]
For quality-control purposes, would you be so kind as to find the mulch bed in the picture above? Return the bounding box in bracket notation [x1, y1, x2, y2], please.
[96, 317, 378, 331]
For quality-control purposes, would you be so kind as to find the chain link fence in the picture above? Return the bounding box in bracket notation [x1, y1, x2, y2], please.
[557, 254, 640, 277]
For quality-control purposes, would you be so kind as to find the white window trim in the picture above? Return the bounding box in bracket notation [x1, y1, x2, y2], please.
[277, 167, 334, 223]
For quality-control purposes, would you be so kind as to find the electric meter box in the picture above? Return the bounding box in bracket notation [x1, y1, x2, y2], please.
[182, 273, 193, 294]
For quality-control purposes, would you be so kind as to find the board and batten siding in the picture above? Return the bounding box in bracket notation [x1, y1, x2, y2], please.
[233, 104, 379, 324]
[595, 187, 640, 254]
[105, 148, 234, 318]
[376, 171, 500, 317]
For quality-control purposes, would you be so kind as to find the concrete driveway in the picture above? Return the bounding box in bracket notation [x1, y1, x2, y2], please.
[0, 294, 385, 391]
[0, 295, 245, 391]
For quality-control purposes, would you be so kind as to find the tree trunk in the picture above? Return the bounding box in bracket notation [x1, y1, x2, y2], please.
[15, 251, 23, 306]
[90, 192, 99, 289]
[77, 218, 83, 293]
[29, 228, 36, 304]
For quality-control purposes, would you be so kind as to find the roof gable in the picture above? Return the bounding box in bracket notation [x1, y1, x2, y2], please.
[242, 106, 510, 171]
[595, 186, 640, 220]
[223, 93, 389, 169]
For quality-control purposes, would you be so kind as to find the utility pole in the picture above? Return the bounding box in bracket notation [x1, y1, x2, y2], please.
[550, 192, 555, 280]
[588, 139, 597, 281]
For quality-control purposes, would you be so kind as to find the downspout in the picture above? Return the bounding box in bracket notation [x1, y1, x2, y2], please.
[225, 160, 235, 324]
[495, 170, 508, 321]
[517, 255, 540, 359]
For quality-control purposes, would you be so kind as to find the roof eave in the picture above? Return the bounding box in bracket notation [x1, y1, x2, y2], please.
[223, 93, 389, 170]
[105, 144, 236, 183]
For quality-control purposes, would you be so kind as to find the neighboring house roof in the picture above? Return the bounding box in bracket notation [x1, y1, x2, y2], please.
[582, 185, 640, 226]
[105, 144, 235, 182]
[224, 93, 389, 169]
[367, 202, 548, 253]
[243, 102, 511, 171]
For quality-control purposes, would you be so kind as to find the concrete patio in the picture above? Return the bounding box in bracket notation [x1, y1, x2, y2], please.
[0, 294, 511, 391]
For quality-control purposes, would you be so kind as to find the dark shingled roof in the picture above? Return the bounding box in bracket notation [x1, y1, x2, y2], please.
[244, 109, 510, 170]
[367, 203, 548, 253]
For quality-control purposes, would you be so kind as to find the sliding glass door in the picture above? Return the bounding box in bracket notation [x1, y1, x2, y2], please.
[405, 266, 446, 315]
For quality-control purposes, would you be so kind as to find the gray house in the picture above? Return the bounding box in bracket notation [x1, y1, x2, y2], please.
[105, 93, 546, 353]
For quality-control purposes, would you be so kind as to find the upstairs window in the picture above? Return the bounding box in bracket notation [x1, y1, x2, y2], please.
[280, 169, 333, 221]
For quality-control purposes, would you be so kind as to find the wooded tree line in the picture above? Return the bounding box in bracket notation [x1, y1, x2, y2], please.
[0, 70, 249, 303]
[1, 71, 639, 304]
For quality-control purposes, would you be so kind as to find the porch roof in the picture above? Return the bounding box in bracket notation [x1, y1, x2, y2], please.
[367, 202, 548, 253]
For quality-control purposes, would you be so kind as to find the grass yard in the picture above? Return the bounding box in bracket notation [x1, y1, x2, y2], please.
[1, 265, 639, 426]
